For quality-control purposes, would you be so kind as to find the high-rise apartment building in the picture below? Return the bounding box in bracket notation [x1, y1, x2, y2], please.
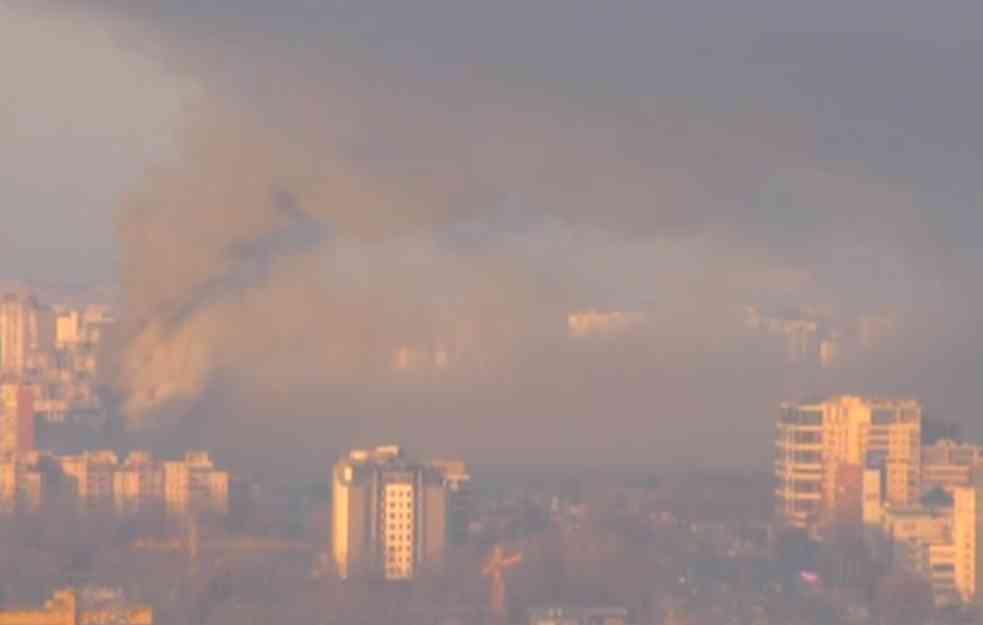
[952, 486, 977, 604]
[0, 383, 35, 456]
[333, 445, 448, 581]
[0, 292, 38, 375]
[776, 396, 922, 532]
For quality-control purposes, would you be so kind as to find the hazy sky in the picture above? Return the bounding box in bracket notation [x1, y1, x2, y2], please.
[3, 1, 982, 468]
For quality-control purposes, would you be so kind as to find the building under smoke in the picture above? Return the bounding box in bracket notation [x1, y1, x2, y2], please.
[0, 586, 153, 625]
[332, 445, 462, 581]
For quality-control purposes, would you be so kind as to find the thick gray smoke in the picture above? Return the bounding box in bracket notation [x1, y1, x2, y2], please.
[8, 1, 983, 467]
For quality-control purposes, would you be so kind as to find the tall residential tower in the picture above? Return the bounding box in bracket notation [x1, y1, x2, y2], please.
[332, 446, 449, 581]
[776, 395, 922, 532]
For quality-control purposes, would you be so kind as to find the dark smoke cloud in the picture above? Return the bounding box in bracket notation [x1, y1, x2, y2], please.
[8, 1, 983, 467]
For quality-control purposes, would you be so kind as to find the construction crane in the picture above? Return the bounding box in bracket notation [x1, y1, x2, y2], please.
[482, 544, 523, 625]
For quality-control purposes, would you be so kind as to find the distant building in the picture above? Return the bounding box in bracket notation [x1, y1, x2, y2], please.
[55, 308, 83, 349]
[819, 334, 840, 369]
[775, 396, 922, 533]
[163, 451, 229, 518]
[432, 459, 472, 545]
[0, 587, 153, 625]
[332, 445, 448, 580]
[862, 468, 884, 527]
[60, 450, 119, 507]
[527, 605, 628, 625]
[0, 451, 46, 514]
[0, 293, 113, 440]
[114, 451, 165, 517]
[0, 293, 40, 376]
[878, 485, 978, 606]
[922, 439, 983, 492]
[567, 310, 644, 338]
[2, 449, 228, 518]
[0, 383, 35, 456]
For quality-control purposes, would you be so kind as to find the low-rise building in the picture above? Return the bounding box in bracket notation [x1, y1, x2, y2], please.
[432, 459, 472, 545]
[528, 605, 629, 625]
[0, 451, 46, 514]
[922, 439, 983, 492]
[60, 450, 118, 507]
[0, 587, 153, 625]
[879, 485, 977, 607]
[1, 449, 228, 519]
[114, 451, 165, 517]
[163, 451, 229, 518]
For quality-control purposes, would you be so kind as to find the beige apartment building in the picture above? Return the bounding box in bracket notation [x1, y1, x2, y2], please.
[1, 450, 227, 518]
[0, 587, 153, 625]
[333, 445, 450, 581]
[59, 450, 119, 506]
[922, 439, 983, 492]
[0, 293, 41, 376]
[0, 384, 35, 456]
[113, 451, 166, 516]
[0, 451, 45, 514]
[776, 395, 922, 532]
[877, 485, 978, 606]
[162, 451, 229, 517]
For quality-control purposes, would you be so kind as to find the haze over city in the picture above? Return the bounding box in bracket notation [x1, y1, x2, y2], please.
[4, 0, 983, 473]
[2, 2, 983, 624]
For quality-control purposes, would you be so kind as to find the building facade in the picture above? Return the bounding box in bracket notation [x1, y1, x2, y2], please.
[0, 451, 45, 514]
[0, 293, 39, 376]
[59, 450, 118, 507]
[0, 384, 35, 456]
[0, 587, 153, 625]
[333, 445, 449, 581]
[922, 439, 983, 492]
[776, 396, 922, 532]
[1, 450, 227, 518]
[527, 605, 628, 625]
[162, 451, 229, 518]
[878, 485, 978, 606]
[431, 459, 472, 545]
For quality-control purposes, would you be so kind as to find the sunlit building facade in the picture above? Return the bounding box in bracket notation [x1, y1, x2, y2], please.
[878, 485, 978, 606]
[0, 293, 40, 376]
[59, 450, 119, 507]
[776, 396, 922, 532]
[0, 451, 45, 514]
[0, 587, 153, 625]
[163, 451, 229, 518]
[922, 439, 983, 492]
[0, 383, 35, 456]
[61, 450, 230, 517]
[332, 445, 448, 581]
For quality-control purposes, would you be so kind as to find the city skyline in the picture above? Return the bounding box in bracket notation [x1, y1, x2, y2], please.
[5, 2, 983, 623]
